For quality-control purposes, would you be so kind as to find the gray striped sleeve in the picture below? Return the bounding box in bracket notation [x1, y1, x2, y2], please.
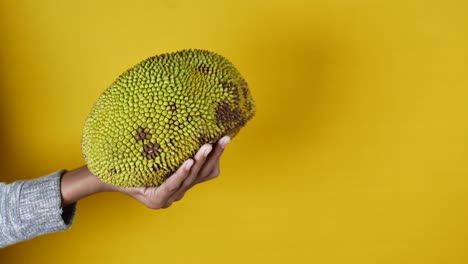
[0, 170, 77, 248]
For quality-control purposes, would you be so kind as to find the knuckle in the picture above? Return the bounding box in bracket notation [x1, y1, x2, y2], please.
[146, 200, 163, 209]
[167, 179, 183, 192]
[212, 168, 220, 177]
[146, 204, 159, 210]
[167, 183, 178, 192]
[132, 188, 146, 196]
[196, 146, 212, 161]
[162, 202, 172, 209]
[175, 193, 185, 201]
[205, 174, 218, 181]
[181, 178, 193, 189]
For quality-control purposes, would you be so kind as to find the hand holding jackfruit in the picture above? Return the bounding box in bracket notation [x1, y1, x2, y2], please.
[82, 50, 255, 187]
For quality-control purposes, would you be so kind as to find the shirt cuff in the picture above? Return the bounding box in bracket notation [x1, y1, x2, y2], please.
[9, 170, 77, 244]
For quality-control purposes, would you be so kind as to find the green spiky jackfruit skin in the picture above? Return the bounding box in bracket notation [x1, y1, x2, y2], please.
[82, 49, 255, 187]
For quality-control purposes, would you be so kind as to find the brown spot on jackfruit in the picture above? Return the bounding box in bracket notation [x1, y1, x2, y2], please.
[216, 100, 241, 126]
[240, 78, 249, 98]
[199, 130, 216, 145]
[198, 65, 211, 74]
[142, 142, 160, 159]
[220, 81, 240, 102]
[109, 168, 117, 176]
[134, 127, 152, 142]
[221, 81, 236, 89]
[215, 100, 249, 137]
[169, 102, 177, 112]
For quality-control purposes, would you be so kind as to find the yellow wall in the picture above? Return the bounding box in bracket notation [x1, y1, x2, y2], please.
[0, 0, 467, 263]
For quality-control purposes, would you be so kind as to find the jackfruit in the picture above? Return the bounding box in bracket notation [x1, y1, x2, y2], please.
[82, 49, 255, 187]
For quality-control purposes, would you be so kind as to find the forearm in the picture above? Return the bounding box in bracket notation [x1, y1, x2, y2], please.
[60, 166, 112, 207]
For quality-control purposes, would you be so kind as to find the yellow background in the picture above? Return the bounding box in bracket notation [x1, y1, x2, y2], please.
[0, 0, 467, 263]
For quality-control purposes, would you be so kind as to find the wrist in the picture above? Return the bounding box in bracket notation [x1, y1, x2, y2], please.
[60, 166, 111, 206]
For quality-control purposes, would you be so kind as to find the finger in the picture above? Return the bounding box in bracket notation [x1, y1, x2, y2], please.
[191, 136, 229, 185]
[198, 136, 230, 179]
[165, 144, 212, 205]
[173, 192, 185, 202]
[170, 137, 229, 203]
[170, 159, 221, 205]
[152, 159, 193, 207]
[180, 144, 212, 189]
[195, 163, 221, 185]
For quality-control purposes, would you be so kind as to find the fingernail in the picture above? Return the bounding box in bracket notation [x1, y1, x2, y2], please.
[221, 137, 231, 149]
[184, 159, 194, 170]
[204, 145, 213, 157]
